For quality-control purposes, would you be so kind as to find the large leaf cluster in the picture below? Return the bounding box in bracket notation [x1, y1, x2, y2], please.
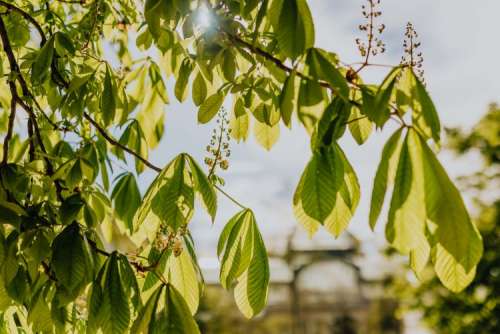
[0, 0, 483, 331]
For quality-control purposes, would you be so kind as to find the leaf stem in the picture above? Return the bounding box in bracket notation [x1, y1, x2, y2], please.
[214, 184, 246, 210]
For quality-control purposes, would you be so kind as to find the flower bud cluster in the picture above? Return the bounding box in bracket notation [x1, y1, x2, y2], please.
[154, 225, 188, 257]
[356, 0, 386, 58]
[401, 22, 425, 83]
[204, 107, 231, 175]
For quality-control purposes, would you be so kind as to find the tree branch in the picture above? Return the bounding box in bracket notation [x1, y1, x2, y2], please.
[225, 32, 362, 107]
[2, 96, 16, 165]
[83, 112, 162, 173]
[0, 15, 63, 199]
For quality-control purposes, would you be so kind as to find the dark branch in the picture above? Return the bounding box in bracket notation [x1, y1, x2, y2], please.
[2, 96, 16, 165]
[83, 112, 162, 173]
[0, 15, 63, 199]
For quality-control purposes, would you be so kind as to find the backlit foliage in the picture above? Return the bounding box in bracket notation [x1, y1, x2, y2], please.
[0, 0, 482, 332]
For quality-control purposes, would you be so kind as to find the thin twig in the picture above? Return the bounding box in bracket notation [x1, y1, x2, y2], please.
[214, 184, 246, 209]
[83, 112, 162, 172]
[344, 115, 368, 125]
[225, 32, 361, 107]
[56, 0, 88, 4]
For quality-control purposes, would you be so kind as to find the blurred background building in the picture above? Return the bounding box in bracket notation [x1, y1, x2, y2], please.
[196, 229, 402, 334]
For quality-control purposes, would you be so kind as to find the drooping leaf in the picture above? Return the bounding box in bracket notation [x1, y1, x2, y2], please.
[87, 252, 136, 334]
[369, 128, 403, 229]
[136, 90, 165, 149]
[192, 72, 207, 106]
[111, 173, 142, 232]
[279, 71, 298, 127]
[386, 131, 427, 254]
[174, 59, 192, 102]
[54, 31, 75, 56]
[297, 79, 328, 133]
[416, 131, 482, 291]
[101, 65, 117, 126]
[293, 144, 360, 237]
[371, 67, 402, 127]
[230, 99, 250, 142]
[51, 223, 93, 296]
[32, 37, 54, 83]
[163, 240, 202, 314]
[218, 210, 269, 318]
[412, 71, 441, 143]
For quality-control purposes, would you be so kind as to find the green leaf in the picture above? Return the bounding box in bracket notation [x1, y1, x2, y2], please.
[118, 121, 149, 174]
[192, 72, 207, 106]
[51, 223, 93, 295]
[144, 0, 175, 39]
[311, 98, 350, 150]
[134, 155, 194, 233]
[254, 121, 279, 150]
[297, 79, 328, 133]
[416, 130, 482, 291]
[386, 131, 427, 254]
[412, 71, 441, 143]
[54, 31, 75, 56]
[130, 285, 162, 333]
[230, 98, 250, 142]
[279, 71, 298, 127]
[305, 48, 349, 100]
[149, 61, 169, 104]
[252, 103, 280, 126]
[111, 173, 142, 232]
[0, 200, 24, 227]
[300, 148, 344, 222]
[28, 285, 53, 332]
[369, 128, 403, 229]
[198, 93, 224, 124]
[163, 284, 201, 333]
[103, 254, 131, 334]
[101, 65, 117, 125]
[60, 193, 85, 224]
[136, 90, 165, 149]
[348, 106, 372, 145]
[270, 0, 315, 59]
[293, 144, 360, 237]
[175, 59, 192, 102]
[218, 209, 269, 318]
[292, 175, 320, 238]
[372, 67, 402, 127]
[32, 37, 54, 83]
[163, 239, 202, 314]
[185, 154, 217, 221]
[222, 49, 237, 81]
[6, 266, 29, 303]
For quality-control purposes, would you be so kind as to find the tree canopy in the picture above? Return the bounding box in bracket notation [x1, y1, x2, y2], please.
[0, 0, 483, 332]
